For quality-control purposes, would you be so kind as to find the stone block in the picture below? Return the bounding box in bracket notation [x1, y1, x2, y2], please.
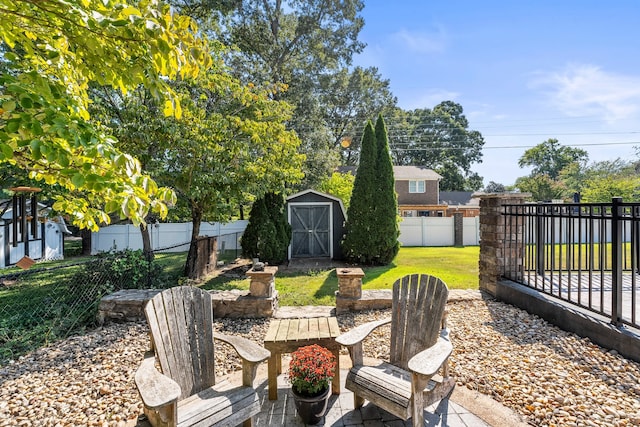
[210, 289, 278, 318]
[335, 289, 392, 314]
[336, 267, 364, 299]
[97, 289, 162, 324]
[247, 266, 278, 297]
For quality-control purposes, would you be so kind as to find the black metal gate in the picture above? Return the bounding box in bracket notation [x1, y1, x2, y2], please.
[290, 205, 330, 258]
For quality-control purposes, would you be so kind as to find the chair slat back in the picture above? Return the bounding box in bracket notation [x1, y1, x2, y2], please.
[390, 274, 448, 370]
[144, 286, 216, 399]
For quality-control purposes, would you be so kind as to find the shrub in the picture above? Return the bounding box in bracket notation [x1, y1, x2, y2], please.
[241, 193, 290, 265]
[68, 249, 168, 305]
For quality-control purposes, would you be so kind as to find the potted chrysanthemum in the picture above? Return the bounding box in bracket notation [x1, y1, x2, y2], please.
[288, 344, 336, 424]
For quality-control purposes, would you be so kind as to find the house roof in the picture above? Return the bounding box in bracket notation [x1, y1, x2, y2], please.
[439, 191, 479, 206]
[336, 165, 441, 181]
[393, 166, 442, 181]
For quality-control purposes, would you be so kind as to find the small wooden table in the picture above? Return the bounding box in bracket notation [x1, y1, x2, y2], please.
[264, 317, 341, 400]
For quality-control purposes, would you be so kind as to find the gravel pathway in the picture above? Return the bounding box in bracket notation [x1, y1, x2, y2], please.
[1, 296, 639, 426]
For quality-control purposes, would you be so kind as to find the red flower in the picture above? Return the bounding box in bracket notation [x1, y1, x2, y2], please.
[288, 344, 336, 396]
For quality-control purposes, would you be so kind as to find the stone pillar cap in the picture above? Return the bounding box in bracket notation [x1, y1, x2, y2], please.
[246, 265, 278, 275]
[336, 267, 365, 276]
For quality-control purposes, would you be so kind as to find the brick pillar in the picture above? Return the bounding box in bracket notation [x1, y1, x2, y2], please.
[336, 268, 364, 299]
[246, 266, 278, 297]
[477, 193, 529, 296]
[453, 212, 464, 247]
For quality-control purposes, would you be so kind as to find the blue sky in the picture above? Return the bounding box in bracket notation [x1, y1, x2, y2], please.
[353, 1, 640, 187]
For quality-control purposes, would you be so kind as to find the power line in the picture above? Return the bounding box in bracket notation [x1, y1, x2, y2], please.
[390, 141, 640, 151]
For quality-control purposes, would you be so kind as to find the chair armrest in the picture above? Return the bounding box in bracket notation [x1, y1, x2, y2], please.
[335, 318, 391, 347]
[214, 332, 270, 363]
[407, 329, 453, 378]
[134, 351, 181, 410]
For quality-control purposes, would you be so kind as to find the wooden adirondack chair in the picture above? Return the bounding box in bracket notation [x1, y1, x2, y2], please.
[134, 286, 270, 427]
[335, 274, 455, 426]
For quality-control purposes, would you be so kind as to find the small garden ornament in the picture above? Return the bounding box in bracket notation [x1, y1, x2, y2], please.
[288, 344, 336, 424]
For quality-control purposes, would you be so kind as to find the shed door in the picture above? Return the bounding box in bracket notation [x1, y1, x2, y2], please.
[290, 205, 330, 257]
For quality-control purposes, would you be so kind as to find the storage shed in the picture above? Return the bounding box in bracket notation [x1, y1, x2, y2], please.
[286, 190, 347, 260]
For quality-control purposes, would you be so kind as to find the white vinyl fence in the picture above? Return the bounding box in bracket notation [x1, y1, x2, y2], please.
[91, 217, 479, 254]
[398, 217, 480, 247]
[91, 221, 248, 254]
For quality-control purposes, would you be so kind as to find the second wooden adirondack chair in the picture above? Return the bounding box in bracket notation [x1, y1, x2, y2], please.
[336, 274, 455, 426]
[134, 286, 270, 427]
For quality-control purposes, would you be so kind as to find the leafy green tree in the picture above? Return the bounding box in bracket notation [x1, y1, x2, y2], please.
[390, 101, 485, 191]
[559, 158, 634, 197]
[562, 158, 639, 202]
[92, 72, 304, 277]
[0, 0, 211, 230]
[224, 0, 364, 87]
[218, 0, 368, 188]
[581, 176, 640, 202]
[518, 139, 588, 179]
[342, 120, 377, 264]
[484, 181, 506, 193]
[317, 67, 397, 164]
[515, 174, 566, 201]
[318, 172, 355, 210]
[372, 115, 399, 264]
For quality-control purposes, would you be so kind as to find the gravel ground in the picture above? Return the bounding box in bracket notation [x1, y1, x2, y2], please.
[1, 296, 639, 427]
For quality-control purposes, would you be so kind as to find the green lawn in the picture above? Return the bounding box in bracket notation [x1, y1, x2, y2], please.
[202, 246, 479, 306]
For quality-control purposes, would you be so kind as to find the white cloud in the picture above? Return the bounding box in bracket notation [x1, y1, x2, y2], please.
[402, 89, 459, 110]
[531, 64, 640, 122]
[391, 28, 447, 54]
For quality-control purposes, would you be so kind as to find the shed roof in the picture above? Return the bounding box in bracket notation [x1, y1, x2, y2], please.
[286, 189, 347, 218]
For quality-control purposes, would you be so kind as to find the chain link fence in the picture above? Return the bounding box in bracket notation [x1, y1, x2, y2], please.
[0, 252, 171, 365]
[0, 232, 246, 366]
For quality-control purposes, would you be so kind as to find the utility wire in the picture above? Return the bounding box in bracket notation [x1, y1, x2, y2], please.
[389, 141, 640, 151]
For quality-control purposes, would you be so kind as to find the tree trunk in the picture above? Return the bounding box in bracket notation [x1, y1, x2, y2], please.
[81, 229, 92, 256]
[184, 209, 203, 279]
[140, 223, 154, 262]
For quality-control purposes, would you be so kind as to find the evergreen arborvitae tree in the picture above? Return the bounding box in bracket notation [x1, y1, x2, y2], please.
[241, 196, 268, 260]
[241, 193, 290, 265]
[342, 120, 378, 263]
[264, 192, 291, 264]
[372, 114, 400, 264]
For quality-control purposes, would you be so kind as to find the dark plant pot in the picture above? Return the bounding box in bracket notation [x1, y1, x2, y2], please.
[291, 386, 331, 425]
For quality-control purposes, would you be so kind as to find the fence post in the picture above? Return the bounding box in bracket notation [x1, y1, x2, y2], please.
[477, 193, 530, 296]
[536, 203, 545, 276]
[453, 212, 464, 247]
[611, 197, 623, 325]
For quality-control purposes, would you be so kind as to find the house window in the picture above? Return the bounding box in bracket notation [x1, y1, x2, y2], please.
[409, 180, 425, 193]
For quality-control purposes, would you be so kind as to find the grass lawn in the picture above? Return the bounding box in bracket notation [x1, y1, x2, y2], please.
[202, 246, 479, 306]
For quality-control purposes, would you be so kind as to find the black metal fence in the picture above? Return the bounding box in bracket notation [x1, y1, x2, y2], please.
[502, 197, 639, 329]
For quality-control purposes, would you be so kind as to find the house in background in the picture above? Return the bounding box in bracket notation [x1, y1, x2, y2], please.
[393, 166, 444, 217]
[337, 165, 480, 218]
[439, 191, 481, 217]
